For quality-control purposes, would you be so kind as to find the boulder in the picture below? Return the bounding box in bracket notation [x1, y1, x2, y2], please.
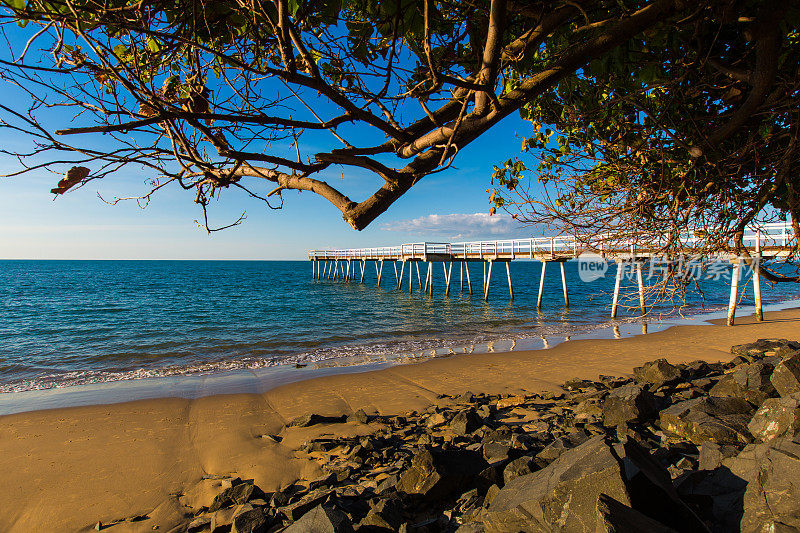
[709, 360, 777, 406]
[396, 448, 488, 501]
[231, 505, 272, 533]
[347, 409, 369, 424]
[602, 384, 657, 427]
[481, 442, 511, 465]
[502, 456, 536, 485]
[484, 436, 707, 532]
[771, 352, 800, 397]
[658, 397, 753, 445]
[359, 498, 403, 531]
[730, 339, 800, 359]
[208, 481, 259, 512]
[595, 494, 678, 533]
[633, 359, 682, 388]
[674, 467, 749, 532]
[496, 396, 526, 409]
[284, 504, 354, 533]
[483, 436, 631, 533]
[697, 442, 737, 471]
[450, 408, 482, 435]
[278, 489, 332, 520]
[747, 394, 800, 442]
[733, 438, 800, 533]
[533, 431, 590, 467]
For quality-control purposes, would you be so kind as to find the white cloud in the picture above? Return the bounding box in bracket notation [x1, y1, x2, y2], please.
[382, 212, 521, 240]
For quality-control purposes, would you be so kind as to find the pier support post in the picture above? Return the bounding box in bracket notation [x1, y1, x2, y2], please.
[506, 262, 514, 300]
[312, 260, 315, 279]
[611, 261, 623, 318]
[443, 262, 453, 295]
[393, 261, 399, 289]
[754, 235, 763, 321]
[409, 260, 413, 293]
[484, 261, 494, 301]
[377, 260, 384, 286]
[636, 261, 646, 315]
[560, 261, 569, 308]
[727, 258, 741, 326]
[326, 261, 331, 280]
[346, 260, 352, 281]
[360, 259, 365, 283]
[753, 257, 763, 322]
[415, 262, 422, 290]
[398, 260, 406, 290]
[425, 262, 433, 294]
[333, 260, 339, 281]
[465, 262, 472, 294]
[537, 261, 547, 308]
[460, 261, 463, 292]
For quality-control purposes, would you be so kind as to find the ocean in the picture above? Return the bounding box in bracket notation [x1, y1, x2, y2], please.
[1, 259, 799, 394]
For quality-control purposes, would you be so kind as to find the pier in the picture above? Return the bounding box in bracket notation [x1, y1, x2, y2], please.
[308, 223, 796, 326]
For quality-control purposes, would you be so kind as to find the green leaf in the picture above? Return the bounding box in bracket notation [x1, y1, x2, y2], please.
[3, 0, 26, 10]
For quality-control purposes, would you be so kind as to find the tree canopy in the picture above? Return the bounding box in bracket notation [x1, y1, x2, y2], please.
[0, 0, 798, 254]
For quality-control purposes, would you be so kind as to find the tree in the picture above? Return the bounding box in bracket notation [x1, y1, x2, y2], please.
[0, 0, 726, 231]
[484, 0, 800, 282]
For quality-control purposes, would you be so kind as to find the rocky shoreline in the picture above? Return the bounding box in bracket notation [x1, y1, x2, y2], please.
[96, 338, 800, 532]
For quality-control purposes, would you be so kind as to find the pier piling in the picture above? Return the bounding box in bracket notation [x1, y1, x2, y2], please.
[537, 261, 547, 308]
[727, 258, 741, 326]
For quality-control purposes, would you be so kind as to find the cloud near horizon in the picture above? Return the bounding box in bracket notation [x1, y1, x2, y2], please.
[382, 212, 522, 240]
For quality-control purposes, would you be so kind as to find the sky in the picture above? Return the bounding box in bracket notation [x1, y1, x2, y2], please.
[0, 23, 540, 260]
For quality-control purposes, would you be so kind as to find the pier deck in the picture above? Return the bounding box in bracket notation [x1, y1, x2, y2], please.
[308, 223, 796, 326]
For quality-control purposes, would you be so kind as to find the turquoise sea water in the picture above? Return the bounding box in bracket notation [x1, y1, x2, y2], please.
[1, 259, 798, 393]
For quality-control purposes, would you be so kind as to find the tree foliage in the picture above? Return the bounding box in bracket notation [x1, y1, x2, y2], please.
[0, 0, 715, 229]
[487, 0, 800, 283]
[0, 0, 797, 260]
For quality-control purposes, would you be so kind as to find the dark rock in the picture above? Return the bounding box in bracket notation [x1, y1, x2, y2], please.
[732, 438, 800, 532]
[533, 430, 589, 467]
[771, 352, 800, 397]
[231, 505, 272, 533]
[481, 442, 511, 465]
[208, 481, 259, 512]
[697, 442, 737, 471]
[359, 498, 402, 531]
[347, 409, 369, 424]
[450, 408, 482, 435]
[502, 456, 535, 485]
[658, 397, 753, 445]
[747, 394, 800, 442]
[675, 466, 747, 532]
[602, 384, 658, 427]
[289, 413, 346, 427]
[731, 339, 800, 359]
[596, 494, 678, 533]
[563, 378, 596, 391]
[634, 359, 682, 388]
[709, 360, 778, 406]
[284, 504, 354, 533]
[396, 448, 488, 500]
[278, 489, 332, 520]
[483, 436, 631, 532]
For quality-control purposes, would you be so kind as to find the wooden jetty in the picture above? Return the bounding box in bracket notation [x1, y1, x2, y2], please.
[309, 223, 796, 326]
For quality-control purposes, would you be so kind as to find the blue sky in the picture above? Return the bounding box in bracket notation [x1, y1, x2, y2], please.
[0, 23, 539, 260]
[0, 111, 537, 260]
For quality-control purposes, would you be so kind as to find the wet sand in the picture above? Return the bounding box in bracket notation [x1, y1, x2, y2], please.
[1, 309, 799, 531]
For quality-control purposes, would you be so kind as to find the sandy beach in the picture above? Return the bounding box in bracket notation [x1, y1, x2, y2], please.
[2, 308, 800, 532]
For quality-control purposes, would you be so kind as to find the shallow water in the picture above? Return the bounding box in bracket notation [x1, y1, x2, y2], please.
[1, 259, 798, 393]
